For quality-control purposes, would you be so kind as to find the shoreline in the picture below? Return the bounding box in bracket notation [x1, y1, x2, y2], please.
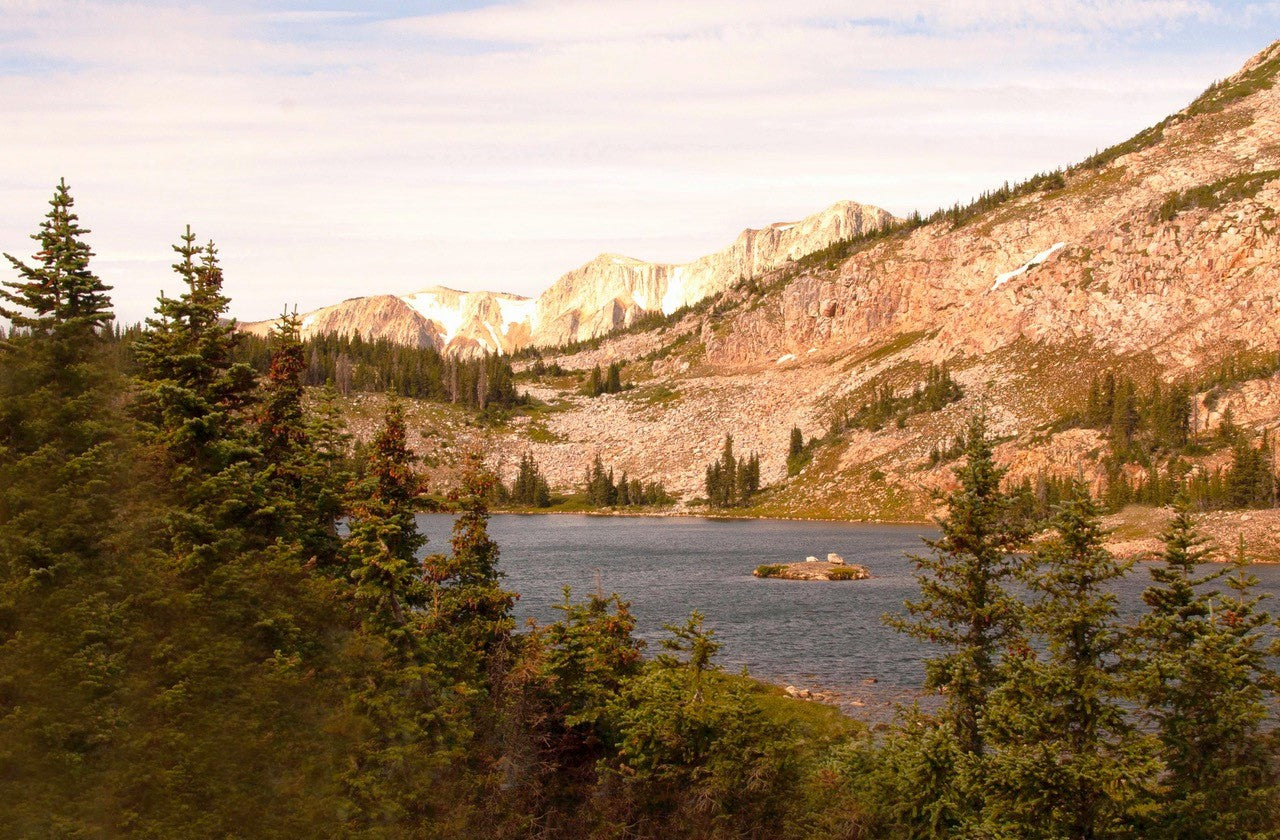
[484, 505, 932, 527]
[458, 506, 1280, 564]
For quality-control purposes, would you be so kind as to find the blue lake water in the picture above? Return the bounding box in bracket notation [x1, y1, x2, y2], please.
[415, 513, 1280, 719]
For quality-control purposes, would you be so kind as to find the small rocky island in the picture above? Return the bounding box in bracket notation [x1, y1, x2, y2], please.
[754, 553, 870, 581]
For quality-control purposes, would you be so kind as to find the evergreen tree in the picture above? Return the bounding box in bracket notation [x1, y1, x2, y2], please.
[1134, 500, 1280, 837]
[1, 178, 113, 341]
[983, 483, 1154, 837]
[431, 458, 517, 670]
[0, 181, 140, 833]
[789, 426, 804, 460]
[303, 379, 354, 567]
[345, 398, 426, 635]
[601, 612, 801, 836]
[887, 414, 1026, 760]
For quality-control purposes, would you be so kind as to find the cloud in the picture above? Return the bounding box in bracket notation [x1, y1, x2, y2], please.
[0, 1, 1271, 324]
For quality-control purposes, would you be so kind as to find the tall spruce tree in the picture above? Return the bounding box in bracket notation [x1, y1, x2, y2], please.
[983, 482, 1154, 838]
[1134, 500, 1280, 837]
[0, 181, 140, 834]
[345, 397, 427, 635]
[887, 414, 1026, 759]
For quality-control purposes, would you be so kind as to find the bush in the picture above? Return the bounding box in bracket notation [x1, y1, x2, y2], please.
[827, 566, 862, 581]
[754, 564, 786, 578]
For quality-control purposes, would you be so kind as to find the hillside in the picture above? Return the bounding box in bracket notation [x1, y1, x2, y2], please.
[241, 200, 896, 355]
[375, 41, 1280, 553]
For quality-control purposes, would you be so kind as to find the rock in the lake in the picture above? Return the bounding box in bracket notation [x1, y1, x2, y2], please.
[754, 560, 870, 581]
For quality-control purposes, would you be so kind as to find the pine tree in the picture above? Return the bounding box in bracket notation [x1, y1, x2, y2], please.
[1, 178, 113, 341]
[887, 414, 1026, 759]
[789, 426, 804, 460]
[132, 229, 258, 481]
[344, 398, 427, 636]
[983, 483, 1154, 837]
[427, 457, 517, 677]
[0, 182, 140, 833]
[1134, 500, 1280, 837]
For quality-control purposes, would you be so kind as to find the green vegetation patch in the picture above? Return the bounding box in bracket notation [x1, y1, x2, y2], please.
[628, 383, 682, 407]
[1154, 170, 1280, 222]
[1186, 50, 1280, 118]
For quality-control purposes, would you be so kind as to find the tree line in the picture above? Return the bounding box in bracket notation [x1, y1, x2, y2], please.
[834, 363, 963, 436]
[235, 328, 526, 411]
[583, 453, 673, 507]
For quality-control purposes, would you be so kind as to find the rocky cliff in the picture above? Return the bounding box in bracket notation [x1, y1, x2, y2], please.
[241, 200, 896, 354]
[530, 200, 897, 346]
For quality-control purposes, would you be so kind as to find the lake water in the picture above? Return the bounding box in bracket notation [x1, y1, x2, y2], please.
[415, 513, 1280, 720]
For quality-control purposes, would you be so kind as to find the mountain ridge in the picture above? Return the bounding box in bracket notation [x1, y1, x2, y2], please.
[240, 199, 897, 354]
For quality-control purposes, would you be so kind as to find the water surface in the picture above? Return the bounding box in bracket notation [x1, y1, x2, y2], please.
[416, 513, 1280, 719]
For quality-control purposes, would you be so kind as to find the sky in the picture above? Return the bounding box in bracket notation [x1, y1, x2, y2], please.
[1, 1, 1277, 325]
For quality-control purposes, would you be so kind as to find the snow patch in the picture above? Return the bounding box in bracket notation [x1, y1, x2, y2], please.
[991, 242, 1066, 290]
[301, 313, 317, 331]
[776, 353, 796, 365]
[399, 289, 467, 342]
[495, 295, 536, 333]
[660, 266, 687, 315]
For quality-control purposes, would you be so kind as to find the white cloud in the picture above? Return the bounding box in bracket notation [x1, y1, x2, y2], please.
[0, 1, 1271, 324]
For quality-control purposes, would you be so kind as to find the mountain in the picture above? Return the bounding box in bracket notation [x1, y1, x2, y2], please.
[240, 287, 536, 356]
[239, 200, 897, 354]
[531, 200, 897, 346]
[393, 40, 1280, 551]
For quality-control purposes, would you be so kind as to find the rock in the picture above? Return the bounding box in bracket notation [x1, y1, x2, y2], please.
[862, 677, 878, 685]
[827, 552, 845, 565]
[805, 555, 820, 562]
[755, 561, 870, 581]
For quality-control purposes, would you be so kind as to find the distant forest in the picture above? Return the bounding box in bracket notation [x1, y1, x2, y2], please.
[105, 322, 526, 411]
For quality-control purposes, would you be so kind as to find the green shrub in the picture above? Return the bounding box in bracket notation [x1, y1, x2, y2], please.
[754, 564, 786, 578]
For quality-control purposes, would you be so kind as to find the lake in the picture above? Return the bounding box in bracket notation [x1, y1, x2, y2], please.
[415, 513, 1280, 720]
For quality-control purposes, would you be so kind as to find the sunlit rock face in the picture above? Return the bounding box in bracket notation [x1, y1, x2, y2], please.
[241, 200, 896, 356]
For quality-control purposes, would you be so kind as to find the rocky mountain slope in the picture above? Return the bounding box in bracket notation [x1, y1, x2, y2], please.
[532, 200, 897, 346]
[388, 41, 1280, 554]
[241, 200, 895, 355]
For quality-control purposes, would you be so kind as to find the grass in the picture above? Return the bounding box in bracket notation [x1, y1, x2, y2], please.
[723, 673, 864, 741]
[626, 383, 682, 407]
[1154, 170, 1280, 222]
[525, 423, 563, 444]
[753, 564, 786, 578]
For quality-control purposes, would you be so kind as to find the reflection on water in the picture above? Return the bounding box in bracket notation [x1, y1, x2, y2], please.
[416, 513, 1280, 721]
